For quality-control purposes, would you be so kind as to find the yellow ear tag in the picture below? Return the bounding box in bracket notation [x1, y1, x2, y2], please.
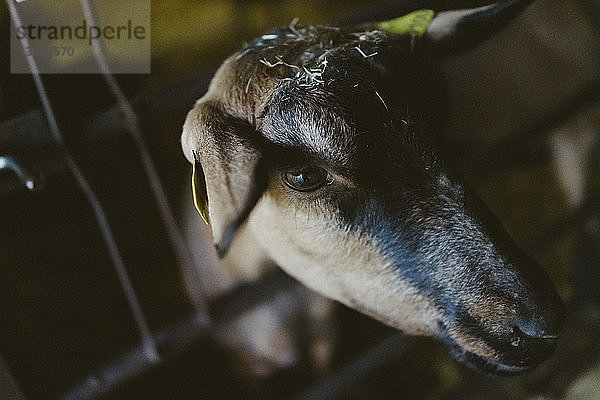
[377, 9, 435, 37]
[192, 152, 210, 225]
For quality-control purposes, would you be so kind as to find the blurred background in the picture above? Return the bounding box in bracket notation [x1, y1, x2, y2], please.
[1, 0, 599, 399]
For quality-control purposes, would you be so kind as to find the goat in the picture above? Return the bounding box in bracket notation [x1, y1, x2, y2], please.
[181, 0, 565, 375]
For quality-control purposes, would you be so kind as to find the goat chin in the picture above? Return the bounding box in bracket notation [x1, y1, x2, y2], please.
[180, 190, 335, 379]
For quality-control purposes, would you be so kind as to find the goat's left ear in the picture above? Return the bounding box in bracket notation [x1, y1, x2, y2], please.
[183, 100, 268, 257]
[427, 0, 534, 54]
[379, 0, 534, 55]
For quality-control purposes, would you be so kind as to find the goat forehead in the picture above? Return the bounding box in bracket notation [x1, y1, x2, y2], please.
[224, 25, 418, 168]
[231, 23, 401, 109]
[259, 85, 358, 167]
[240, 24, 389, 71]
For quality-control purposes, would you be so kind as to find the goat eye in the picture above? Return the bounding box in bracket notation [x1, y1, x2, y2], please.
[283, 167, 331, 192]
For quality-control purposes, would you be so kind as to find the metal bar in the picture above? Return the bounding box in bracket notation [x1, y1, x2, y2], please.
[59, 315, 208, 400]
[5, 0, 159, 364]
[79, 0, 210, 319]
[58, 268, 307, 399]
[0, 155, 38, 191]
[59, 271, 297, 399]
[0, 354, 26, 400]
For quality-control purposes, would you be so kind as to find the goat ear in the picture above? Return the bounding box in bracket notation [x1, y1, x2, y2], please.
[183, 101, 268, 257]
[192, 151, 210, 225]
[378, 1, 534, 54]
[425, 0, 534, 55]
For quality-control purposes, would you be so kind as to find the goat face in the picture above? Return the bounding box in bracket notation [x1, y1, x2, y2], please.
[181, 2, 565, 375]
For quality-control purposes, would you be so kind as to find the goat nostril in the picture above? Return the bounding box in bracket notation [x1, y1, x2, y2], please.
[510, 326, 523, 347]
[514, 300, 565, 340]
[514, 312, 564, 340]
[513, 315, 562, 342]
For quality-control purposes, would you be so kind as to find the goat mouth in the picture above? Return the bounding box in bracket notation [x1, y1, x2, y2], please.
[440, 327, 555, 376]
[444, 337, 536, 376]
